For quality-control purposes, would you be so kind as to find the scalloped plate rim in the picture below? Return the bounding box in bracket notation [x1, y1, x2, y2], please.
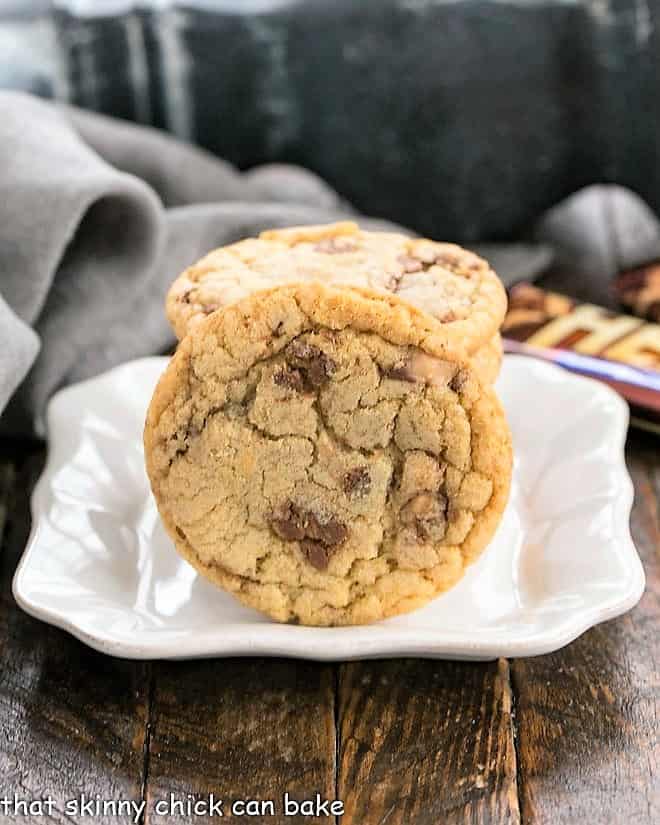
[13, 355, 646, 661]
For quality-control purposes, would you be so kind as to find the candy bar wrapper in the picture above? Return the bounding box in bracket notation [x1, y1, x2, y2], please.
[614, 261, 660, 323]
[503, 283, 660, 434]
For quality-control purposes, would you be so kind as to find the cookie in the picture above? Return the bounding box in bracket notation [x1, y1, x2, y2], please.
[166, 222, 507, 362]
[145, 283, 512, 626]
[471, 333, 502, 386]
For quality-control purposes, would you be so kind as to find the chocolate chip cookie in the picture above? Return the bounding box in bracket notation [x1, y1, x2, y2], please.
[145, 283, 512, 626]
[166, 222, 507, 377]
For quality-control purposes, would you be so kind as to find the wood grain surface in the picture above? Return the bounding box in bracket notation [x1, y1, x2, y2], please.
[145, 659, 337, 824]
[512, 432, 659, 825]
[337, 658, 520, 825]
[0, 435, 657, 825]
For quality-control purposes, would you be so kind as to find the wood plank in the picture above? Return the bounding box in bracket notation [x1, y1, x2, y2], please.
[511, 433, 660, 825]
[337, 658, 520, 825]
[0, 448, 150, 824]
[0, 458, 14, 542]
[645, 432, 660, 504]
[144, 658, 337, 824]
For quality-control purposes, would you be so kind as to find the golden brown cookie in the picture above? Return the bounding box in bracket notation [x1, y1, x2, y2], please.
[145, 283, 512, 626]
[472, 333, 503, 386]
[166, 222, 507, 364]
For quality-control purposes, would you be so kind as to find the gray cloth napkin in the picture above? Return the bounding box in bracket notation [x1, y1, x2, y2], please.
[0, 92, 375, 434]
[2, 91, 658, 436]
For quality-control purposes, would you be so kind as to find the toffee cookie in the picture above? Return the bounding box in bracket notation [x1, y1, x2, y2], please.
[145, 283, 512, 626]
[166, 222, 507, 366]
[471, 333, 502, 386]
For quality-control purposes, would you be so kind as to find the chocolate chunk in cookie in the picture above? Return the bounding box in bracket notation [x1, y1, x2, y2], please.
[315, 236, 358, 254]
[269, 501, 306, 542]
[273, 367, 304, 393]
[400, 493, 448, 541]
[269, 501, 348, 570]
[397, 254, 424, 273]
[285, 339, 337, 387]
[343, 467, 372, 497]
[383, 363, 417, 383]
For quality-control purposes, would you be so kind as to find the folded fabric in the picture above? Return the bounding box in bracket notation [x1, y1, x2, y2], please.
[535, 185, 660, 307]
[1, 91, 658, 435]
[0, 92, 370, 434]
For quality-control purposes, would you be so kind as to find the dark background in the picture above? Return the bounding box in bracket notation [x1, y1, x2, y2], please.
[3, 0, 660, 242]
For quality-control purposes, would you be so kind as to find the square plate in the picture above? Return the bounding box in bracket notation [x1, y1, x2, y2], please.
[13, 356, 645, 660]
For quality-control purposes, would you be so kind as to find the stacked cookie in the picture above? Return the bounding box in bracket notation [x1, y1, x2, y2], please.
[167, 221, 506, 384]
[145, 222, 512, 626]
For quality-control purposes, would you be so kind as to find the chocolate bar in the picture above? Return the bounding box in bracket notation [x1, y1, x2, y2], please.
[614, 261, 660, 323]
[503, 283, 660, 434]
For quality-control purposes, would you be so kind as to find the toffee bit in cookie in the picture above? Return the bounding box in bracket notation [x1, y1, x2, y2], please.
[408, 352, 455, 386]
[314, 237, 358, 254]
[449, 369, 469, 393]
[400, 493, 447, 541]
[285, 340, 337, 387]
[435, 252, 461, 269]
[383, 363, 416, 383]
[269, 500, 348, 570]
[343, 467, 372, 497]
[386, 272, 403, 293]
[415, 246, 440, 266]
[273, 367, 304, 393]
[438, 310, 457, 322]
[175, 526, 187, 540]
[397, 254, 424, 273]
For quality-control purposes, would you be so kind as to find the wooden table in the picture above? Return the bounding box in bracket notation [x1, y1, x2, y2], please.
[0, 432, 657, 825]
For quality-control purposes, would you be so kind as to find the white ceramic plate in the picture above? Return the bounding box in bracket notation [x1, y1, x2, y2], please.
[13, 356, 645, 661]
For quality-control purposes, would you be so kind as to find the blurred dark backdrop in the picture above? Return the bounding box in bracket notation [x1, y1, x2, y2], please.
[2, 0, 660, 242]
